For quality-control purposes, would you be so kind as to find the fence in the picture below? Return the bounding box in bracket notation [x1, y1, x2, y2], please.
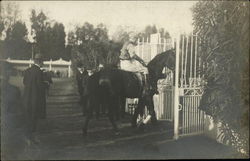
[1, 58, 72, 77]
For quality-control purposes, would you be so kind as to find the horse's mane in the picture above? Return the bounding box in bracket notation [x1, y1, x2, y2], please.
[147, 49, 174, 69]
[146, 49, 175, 89]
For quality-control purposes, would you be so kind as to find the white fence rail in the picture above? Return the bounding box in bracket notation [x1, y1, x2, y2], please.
[1, 58, 72, 77]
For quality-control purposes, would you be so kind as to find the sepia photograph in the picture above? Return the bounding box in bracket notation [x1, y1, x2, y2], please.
[0, 0, 249, 160]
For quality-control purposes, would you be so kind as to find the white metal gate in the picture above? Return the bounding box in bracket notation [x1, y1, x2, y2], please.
[173, 33, 206, 139]
[154, 69, 174, 121]
[125, 33, 206, 139]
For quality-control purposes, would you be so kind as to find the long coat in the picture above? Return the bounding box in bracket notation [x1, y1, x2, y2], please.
[23, 65, 46, 127]
[76, 69, 83, 95]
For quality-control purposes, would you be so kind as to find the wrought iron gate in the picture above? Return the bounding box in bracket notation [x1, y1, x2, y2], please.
[173, 33, 206, 139]
[124, 33, 206, 139]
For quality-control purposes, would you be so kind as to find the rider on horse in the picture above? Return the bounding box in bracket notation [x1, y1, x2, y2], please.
[119, 33, 151, 95]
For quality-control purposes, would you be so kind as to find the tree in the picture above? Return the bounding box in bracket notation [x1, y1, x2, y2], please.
[30, 10, 66, 60]
[112, 26, 130, 44]
[0, 2, 20, 38]
[71, 22, 111, 69]
[135, 25, 171, 42]
[0, 2, 30, 59]
[67, 31, 77, 46]
[192, 1, 249, 155]
[159, 28, 171, 39]
[144, 25, 157, 37]
[4, 21, 30, 59]
[50, 22, 66, 60]
[30, 9, 50, 58]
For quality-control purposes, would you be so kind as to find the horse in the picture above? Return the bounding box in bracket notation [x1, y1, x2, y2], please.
[82, 49, 176, 135]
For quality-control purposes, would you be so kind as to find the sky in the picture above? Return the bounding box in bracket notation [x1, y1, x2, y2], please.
[5, 1, 197, 40]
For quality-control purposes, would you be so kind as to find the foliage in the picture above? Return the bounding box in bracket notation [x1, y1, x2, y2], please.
[3, 21, 30, 59]
[0, 2, 20, 38]
[30, 9, 66, 60]
[111, 26, 130, 44]
[137, 25, 171, 42]
[192, 0, 249, 155]
[0, 2, 31, 59]
[68, 22, 120, 70]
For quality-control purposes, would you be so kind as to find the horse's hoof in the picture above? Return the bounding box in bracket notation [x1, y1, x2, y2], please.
[138, 123, 146, 130]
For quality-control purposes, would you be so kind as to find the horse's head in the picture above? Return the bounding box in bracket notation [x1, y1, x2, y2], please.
[164, 49, 176, 71]
[147, 49, 176, 94]
[147, 49, 176, 74]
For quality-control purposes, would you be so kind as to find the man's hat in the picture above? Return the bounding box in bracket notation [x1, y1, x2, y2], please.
[77, 62, 83, 67]
[34, 53, 43, 60]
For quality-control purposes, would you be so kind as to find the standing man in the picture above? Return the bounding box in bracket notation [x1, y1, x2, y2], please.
[75, 62, 84, 104]
[23, 53, 45, 141]
[81, 66, 89, 115]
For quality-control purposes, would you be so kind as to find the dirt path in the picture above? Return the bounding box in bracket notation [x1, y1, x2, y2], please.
[19, 78, 237, 160]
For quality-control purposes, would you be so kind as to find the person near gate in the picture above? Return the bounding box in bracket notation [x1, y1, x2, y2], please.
[23, 53, 46, 142]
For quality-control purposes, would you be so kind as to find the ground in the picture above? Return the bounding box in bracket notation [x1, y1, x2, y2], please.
[4, 77, 239, 160]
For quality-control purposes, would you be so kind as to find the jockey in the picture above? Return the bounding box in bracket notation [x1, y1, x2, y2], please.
[119, 34, 150, 95]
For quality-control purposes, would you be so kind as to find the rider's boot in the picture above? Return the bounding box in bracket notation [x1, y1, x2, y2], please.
[142, 74, 150, 96]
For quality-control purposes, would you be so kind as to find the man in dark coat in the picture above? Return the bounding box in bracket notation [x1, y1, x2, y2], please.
[76, 62, 84, 104]
[81, 67, 89, 115]
[42, 69, 53, 97]
[23, 53, 45, 140]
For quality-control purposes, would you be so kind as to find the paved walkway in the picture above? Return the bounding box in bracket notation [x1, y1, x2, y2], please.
[18, 78, 238, 160]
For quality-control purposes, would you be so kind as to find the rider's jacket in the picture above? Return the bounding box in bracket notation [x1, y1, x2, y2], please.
[119, 41, 147, 67]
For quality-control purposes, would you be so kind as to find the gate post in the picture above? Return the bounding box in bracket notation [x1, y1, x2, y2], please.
[68, 62, 71, 77]
[174, 34, 180, 140]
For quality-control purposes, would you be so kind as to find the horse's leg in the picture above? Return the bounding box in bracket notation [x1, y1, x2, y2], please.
[131, 98, 144, 127]
[82, 112, 91, 136]
[120, 97, 126, 119]
[115, 97, 121, 121]
[145, 94, 158, 125]
[107, 98, 119, 134]
[82, 95, 87, 116]
[82, 97, 94, 136]
[108, 112, 119, 134]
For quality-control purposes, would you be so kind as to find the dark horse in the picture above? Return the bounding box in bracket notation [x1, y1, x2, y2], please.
[82, 49, 175, 135]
